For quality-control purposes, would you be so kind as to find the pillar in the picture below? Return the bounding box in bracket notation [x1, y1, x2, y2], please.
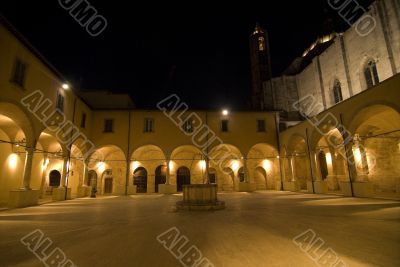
[39, 153, 48, 197]
[243, 158, 249, 183]
[61, 156, 69, 187]
[166, 158, 171, 184]
[21, 147, 35, 190]
[82, 162, 88, 186]
[290, 156, 296, 181]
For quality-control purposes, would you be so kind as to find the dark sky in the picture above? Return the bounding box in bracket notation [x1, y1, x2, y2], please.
[0, 0, 374, 109]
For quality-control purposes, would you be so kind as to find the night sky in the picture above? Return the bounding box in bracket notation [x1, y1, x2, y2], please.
[0, 1, 374, 109]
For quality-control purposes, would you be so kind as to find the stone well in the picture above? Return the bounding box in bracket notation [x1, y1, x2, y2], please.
[176, 184, 225, 211]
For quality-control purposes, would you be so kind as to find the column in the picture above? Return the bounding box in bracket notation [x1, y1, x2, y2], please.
[166, 158, 171, 184]
[82, 162, 88, 187]
[205, 156, 210, 184]
[243, 158, 249, 183]
[39, 153, 48, 197]
[290, 156, 296, 182]
[22, 147, 35, 190]
[61, 156, 69, 187]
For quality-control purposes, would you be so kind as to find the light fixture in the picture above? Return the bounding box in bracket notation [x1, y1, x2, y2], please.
[168, 160, 174, 171]
[276, 156, 280, 159]
[231, 160, 239, 171]
[222, 109, 229, 116]
[353, 147, 362, 162]
[262, 160, 272, 172]
[132, 161, 140, 170]
[97, 161, 106, 172]
[326, 153, 332, 165]
[200, 160, 206, 170]
[8, 153, 18, 169]
[62, 83, 70, 90]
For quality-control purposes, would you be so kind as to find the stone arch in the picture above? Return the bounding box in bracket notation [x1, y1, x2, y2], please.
[254, 166, 267, 190]
[170, 145, 204, 185]
[133, 167, 148, 193]
[247, 143, 279, 190]
[0, 111, 29, 204]
[35, 129, 65, 197]
[88, 145, 127, 195]
[131, 145, 166, 193]
[312, 128, 349, 193]
[286, 134, 311, 190]
[348, 104, 400, 197]
[176, 166, 191, 192]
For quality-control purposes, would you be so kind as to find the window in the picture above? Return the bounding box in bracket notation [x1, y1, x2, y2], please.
[11, 58, 27, 87]
[221, 120, 229, 132]
[257, 119, 266, 132]
[56, 92, 64, 111]
[144, 118, 154, 133]
[258, 37, 265, 51]
[332, 80, 343, 104]
[364, 60, 379, 88]
[104, 119, 114, 133]
[80, 113, 87, 128]
[182, 119, 193, 133]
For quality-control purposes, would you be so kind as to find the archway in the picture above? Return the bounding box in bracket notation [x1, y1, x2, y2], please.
[134, 167, 148, 193]
[254, 167, 267, 190]
[170, 145, 203, 185]
[49, 170, 61, 187]
[155, 165, 167, 193]
[0, 113, 27, 204]
[88, 170, 97, 188]
[349, 104, 400, 197]
[287, 135, 311, 190]
[208, 168, 217, 184]
[218, 167, 234, 191]
[177, 166, 190, 192]
[313, 128, 349, 193]
[131, 145, 166, 193]
[104, 177, 113, 194]
[247, 143, 279, 190]
[35, 130, 64, 197]
[88, 145, 126, 195]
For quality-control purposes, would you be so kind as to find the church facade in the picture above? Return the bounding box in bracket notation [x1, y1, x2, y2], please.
[0, 0, 399, 208]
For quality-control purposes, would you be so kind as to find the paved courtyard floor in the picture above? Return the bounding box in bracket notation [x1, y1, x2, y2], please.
[0, 191, 399, 267]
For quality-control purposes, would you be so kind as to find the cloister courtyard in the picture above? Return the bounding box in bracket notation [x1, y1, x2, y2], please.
[0, 191, 399, 267]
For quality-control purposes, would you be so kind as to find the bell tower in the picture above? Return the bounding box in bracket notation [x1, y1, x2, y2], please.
[249, 23, 272, 110]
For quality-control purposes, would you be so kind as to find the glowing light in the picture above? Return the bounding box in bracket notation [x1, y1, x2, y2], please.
[168, 160, 174, 171]
[42, 158, 50, 171]
[276, 156, 280, 159]
[231, 160, 240, 171]
[62, 83, 70, 90]
[353, 148, 362, 162]
[97, 162, 106, 172]
[326, 153, 332, 165]
[199, 160, 206, 170]
[132, 161, 140, 170]
[222, 109, 229, 116]
[262, 160, 272, 172]
[8, 153, 18, 169]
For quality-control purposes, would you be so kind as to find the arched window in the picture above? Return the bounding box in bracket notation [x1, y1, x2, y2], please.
[364, 60, 379, 89]
[49, 170, 61, 187]
[332, 79, 343, 104]
[258, 37, 265, 51]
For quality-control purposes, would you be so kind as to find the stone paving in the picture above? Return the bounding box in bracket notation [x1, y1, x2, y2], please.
[0, 191, 399, 267]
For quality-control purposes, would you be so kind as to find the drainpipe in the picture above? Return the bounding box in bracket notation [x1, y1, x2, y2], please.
[274, 112, 284, 191]
[125, 111, 132, 196]
[305, 128, 315, 194]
